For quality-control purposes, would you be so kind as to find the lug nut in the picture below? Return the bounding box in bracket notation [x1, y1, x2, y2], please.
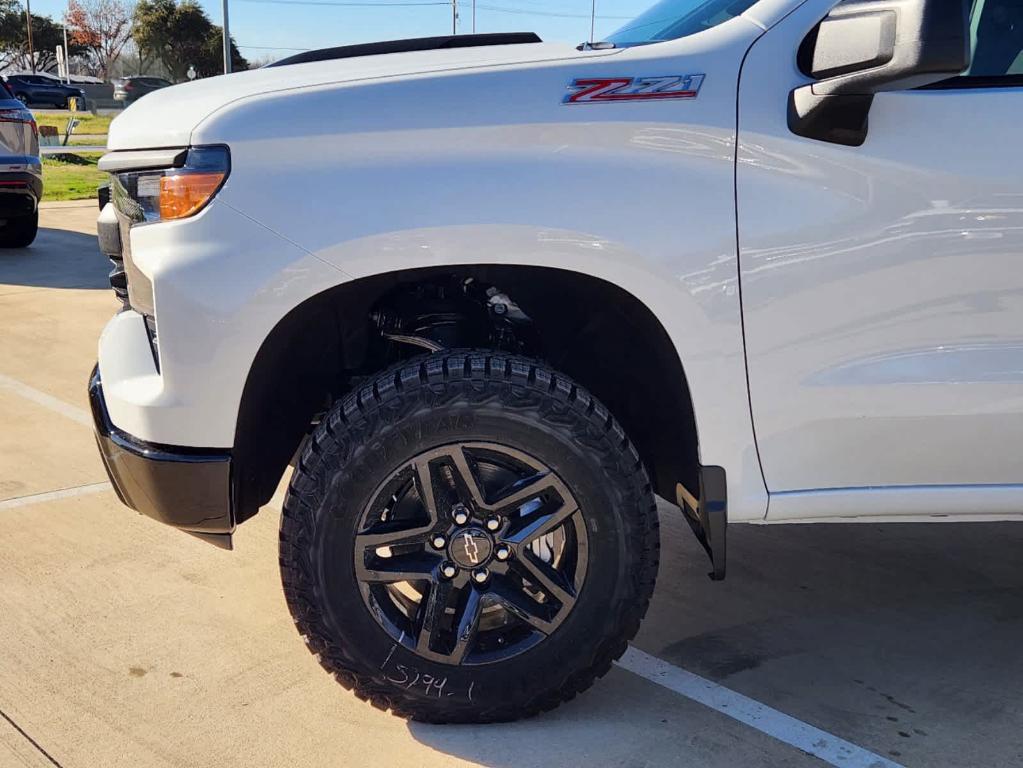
[495, 545, 511, 561]
[485, 517, 501, 532]
[452, 506, 470, 526]
[441, 563, 457, 579]
[431, 534, 447, 550]
[472, 568, 490, 584]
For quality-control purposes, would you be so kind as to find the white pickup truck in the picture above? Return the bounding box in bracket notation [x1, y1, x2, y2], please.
[90, 0, 1021, 722]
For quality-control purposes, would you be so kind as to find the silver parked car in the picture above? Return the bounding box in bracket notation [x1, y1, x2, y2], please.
[112, 76, 173, 104]
[0, 77, 40, 247]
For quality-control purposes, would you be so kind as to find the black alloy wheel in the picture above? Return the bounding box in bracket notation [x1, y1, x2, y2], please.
[355, 442, 588, 666]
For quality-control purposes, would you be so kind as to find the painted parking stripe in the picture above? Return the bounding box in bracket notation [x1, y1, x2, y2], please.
[616, 647, 904, 768]
[0, 373, 92, 428]
[0, 374, 111, 509]
[0, 483, 110, 511]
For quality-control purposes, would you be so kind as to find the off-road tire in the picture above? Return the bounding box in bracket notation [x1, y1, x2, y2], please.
[279, 350, 659, 723]
[0, 212, 38, 248]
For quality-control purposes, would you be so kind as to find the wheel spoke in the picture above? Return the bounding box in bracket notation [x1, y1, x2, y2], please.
[415, 578, 455, 656]
[513, 549, 577, 608]
[357, 552, 441, 583]
[355, 521, 436, 550]
[504, 500, 580, 547]
[488, 574, 555, 634]
[413, 458, 439, 522]
[485, 471, 561, 514]
[448, 446, 487, 508]
[357, 457, 443, 552]
[449, 588, 484, 664]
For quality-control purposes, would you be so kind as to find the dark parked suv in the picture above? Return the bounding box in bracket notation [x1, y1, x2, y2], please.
[112, 77, 172, 104]
[0, 79, 40, 246]
[4, 74, 87, 109]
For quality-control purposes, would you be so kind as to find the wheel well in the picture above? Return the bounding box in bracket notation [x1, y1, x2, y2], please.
[233, 266, 699, 523]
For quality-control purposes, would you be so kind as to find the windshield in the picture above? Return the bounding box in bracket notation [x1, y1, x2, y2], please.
[605, 0, 759, 46]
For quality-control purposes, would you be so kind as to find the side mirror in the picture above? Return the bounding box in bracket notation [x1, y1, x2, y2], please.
[788, 0, 970, 146]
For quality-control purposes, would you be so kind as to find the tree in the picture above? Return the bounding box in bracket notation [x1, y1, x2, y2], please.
[66, 0, 133, 78]
[0, 0, 22, 69]
[130, 0, 173, 73]
[28, 15, 86, 71]
[133, 0, 246, 81]
[0, 0, 87, 72]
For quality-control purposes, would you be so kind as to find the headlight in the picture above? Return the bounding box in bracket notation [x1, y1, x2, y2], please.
[111, 146, 230, 225]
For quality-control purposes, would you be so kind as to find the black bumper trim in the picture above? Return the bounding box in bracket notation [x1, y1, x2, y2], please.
[89, 366, 235, 541]
[0, 172, 41, 218]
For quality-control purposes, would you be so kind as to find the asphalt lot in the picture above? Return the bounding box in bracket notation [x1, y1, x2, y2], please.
[0, 202, 1021, 768]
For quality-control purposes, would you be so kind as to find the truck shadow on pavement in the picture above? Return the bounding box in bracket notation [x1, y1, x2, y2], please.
[409, 514, 1023, 767]
[0, 227, 106, 290]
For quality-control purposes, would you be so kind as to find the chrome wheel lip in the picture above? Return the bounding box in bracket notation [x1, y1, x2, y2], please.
[354, 441, 588, 667]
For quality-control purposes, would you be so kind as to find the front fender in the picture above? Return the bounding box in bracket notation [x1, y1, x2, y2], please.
[198, 27, 768, 519]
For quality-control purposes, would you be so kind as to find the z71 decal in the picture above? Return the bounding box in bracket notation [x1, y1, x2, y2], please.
[563, 75, 705, 104]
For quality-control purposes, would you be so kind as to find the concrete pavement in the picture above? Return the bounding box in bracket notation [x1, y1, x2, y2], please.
[0, 202, 1020, 767]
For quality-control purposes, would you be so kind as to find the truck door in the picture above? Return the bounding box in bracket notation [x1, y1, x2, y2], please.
[737, 0, 1023, 519]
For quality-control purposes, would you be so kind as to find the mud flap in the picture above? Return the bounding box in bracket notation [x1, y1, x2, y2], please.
[676, 466, 727, 581]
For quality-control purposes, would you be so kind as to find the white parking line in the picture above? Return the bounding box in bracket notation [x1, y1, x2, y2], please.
[0, 483, 110, 511]
[0, 373, 92, 428]
[0, 374, 111, 509]
[617, 647, 904, 768]
[0, 369, 902, 766]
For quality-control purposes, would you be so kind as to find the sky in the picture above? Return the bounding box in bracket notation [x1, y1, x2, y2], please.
[31, 0, 658, 65]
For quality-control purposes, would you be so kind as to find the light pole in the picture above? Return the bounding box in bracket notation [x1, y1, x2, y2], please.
[451, 0, 456, 34]
[222, 0, 231, 73]
[24, 0, 35, 74]
[472, 0, 475, 33]
[62, 23, 70, 83]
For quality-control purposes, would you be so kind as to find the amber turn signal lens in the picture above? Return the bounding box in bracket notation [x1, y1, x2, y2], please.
[159, 171, 226, 220]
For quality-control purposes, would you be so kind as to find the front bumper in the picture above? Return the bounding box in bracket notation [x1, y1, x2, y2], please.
[89, 366, 234, 549]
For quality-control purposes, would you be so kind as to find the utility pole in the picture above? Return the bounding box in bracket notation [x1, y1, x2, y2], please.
[451, 0, 456, 34]
[24, 0, 35, 74]
[222, 0, 231, 74]
[63, 23, 70, 83]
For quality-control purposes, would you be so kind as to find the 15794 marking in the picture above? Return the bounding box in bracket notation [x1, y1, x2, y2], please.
[381, 645, 476, 701]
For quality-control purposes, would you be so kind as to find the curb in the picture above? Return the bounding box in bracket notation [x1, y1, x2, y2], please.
[40, 199, 99, 210]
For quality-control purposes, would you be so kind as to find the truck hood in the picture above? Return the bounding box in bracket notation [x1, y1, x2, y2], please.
[108, 41, 617, 150]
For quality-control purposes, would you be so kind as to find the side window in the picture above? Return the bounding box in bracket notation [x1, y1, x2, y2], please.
[966, 0, 1023, 77]
[922, 0, 1023, 88]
